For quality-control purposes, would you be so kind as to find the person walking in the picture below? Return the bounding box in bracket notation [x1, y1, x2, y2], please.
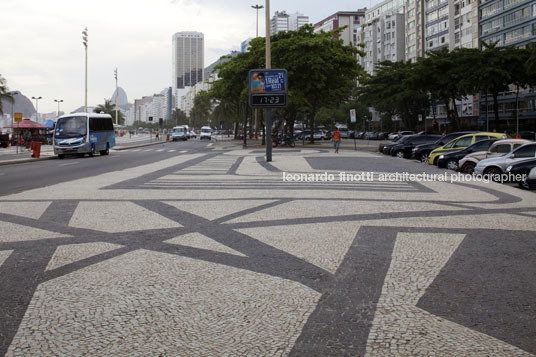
[333, 127, 341, 154]
[155, 129, 160, 141]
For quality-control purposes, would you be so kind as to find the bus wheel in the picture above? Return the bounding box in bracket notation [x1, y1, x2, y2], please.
[100, 143, 109, 156]
[88, 144, 95, 157]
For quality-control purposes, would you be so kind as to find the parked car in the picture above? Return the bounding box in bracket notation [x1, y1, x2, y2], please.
[457, 139, 531, 174]
[526, 166, 536, 189]
[411, 131, 475, 163]
[390, 135, 442, 159]
[389, 131, 415, 141]
[505, 158, 536, 189]
[437, 139, 498, 172]
[382, 135, 412, 155]
[474, 142, 536, 178]
[428, 132, 508, 166]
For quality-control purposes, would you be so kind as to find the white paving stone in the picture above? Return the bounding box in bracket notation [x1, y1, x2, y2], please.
[69, 202, 182, 233]
[236, 222, 360, 274]
[365, 233, 530, 356]
[0, 221, 71, 243]
[165, 232, 247, 257]
[227, 200, 466, 224]
[7, 249, 320, 356]
[0, 250, 13, 267]
[46, 242, 125, 271]
[0, 201, 52, 220]
[164, 199, 277, 221]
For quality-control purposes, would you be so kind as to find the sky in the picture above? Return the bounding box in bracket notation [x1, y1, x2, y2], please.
[1, 0, 373, 114]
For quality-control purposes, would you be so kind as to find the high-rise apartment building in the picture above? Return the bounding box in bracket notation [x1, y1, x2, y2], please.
[271, 11, 310, 34]
[478, 0, 536, 130]
[362, 0, 406, 75]
[172, 31, 204, 107]
[314, 11, 366, 46]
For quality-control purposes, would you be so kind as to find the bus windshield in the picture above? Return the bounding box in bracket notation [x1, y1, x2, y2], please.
[55, 116, 87, 138]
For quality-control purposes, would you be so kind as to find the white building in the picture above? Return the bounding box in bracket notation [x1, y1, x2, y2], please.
[181, 81, 212, 117]
[172, 31, 204, 108]
[362, 0, 406, 75]
[271, 11, 309, 34]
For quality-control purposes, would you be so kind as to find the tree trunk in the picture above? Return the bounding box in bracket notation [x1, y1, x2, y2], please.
[493, 91, 500, 132]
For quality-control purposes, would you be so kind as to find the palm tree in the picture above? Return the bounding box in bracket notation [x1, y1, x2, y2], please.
[0, 74, 13, 115]
[94, 98, 124, 125]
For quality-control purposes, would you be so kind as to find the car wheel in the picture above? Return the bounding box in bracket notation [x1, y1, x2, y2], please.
[461, 162, 476, 174]
[484, 166, 502, 181]
[395, 150, 405, 159]
[420, 153, 429, 164]
[446, 159, 458, 171]
[518, 173, 530, 190]
[58, 154, 65, 160]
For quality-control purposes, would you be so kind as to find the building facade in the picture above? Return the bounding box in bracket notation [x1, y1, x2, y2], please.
[362, 0, 406, 75]
[271, 11, 309, 34]
[478, 0, 536, 131]
[172, 31, 204, 107]
[314, 10, 366, 47]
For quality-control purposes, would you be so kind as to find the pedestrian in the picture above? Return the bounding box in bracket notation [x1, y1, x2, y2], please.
[156, 129, 160, 141]
[333, 127, 341, 154]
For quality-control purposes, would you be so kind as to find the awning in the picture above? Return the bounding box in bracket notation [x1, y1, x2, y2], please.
[3, 118, 49, 129]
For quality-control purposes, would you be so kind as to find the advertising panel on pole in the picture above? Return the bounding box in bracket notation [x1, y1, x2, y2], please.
[248, 69, 288, 108]
[350, 109, 356, 124]
[14, 113, 23, 123]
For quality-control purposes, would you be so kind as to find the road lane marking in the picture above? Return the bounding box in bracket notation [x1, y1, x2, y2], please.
[179, 150, 188, 153]
[59, 162, 79, 167]
[207, 143, 213, 147]
[156, 149, 165, 152]
[167, 150, 176, 152]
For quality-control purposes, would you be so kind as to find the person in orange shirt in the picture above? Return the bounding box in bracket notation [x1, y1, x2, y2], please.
[333, 128, 341, 153]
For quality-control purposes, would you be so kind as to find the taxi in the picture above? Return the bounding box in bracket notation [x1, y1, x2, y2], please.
[428, 132, 508, 165]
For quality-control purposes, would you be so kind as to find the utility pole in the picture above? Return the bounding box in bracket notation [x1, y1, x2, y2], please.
[265, 0, 272, 161]
[114, 68, 119, 125]
[252, 4, 264, 141]
[82, 27, 88, 113]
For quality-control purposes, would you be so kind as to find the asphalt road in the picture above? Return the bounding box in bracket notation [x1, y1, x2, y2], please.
[0, 139, 212, 196]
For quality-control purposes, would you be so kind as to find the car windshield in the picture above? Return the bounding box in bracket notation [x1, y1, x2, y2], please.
[201, 128, 211, 133]
[55, 116, 87, 138]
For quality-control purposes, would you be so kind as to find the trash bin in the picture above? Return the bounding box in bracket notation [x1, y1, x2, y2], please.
[32, 141, 41, 158]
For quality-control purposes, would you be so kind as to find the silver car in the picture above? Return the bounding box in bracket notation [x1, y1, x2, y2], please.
[474, 143, 536, 177]
[459, 139, 531, 174]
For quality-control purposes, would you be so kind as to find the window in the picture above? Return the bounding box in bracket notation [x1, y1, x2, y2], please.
[453, 136, 473, 147]
[480, 2, 503, 18]
[504, 7, 530, 27]
[455, 17, 460, 30]
[408, 33, 416, 42]
[455, 31, 461, 43]
[408, 8, 415, 17]
[438, 5, 449, 18]
[513, 144, 536, 158]
[475, 135, 489, 142]
[408, 20, 415, 30]
[504, 25, 531, 44]
[471, 140, 493, 151]
[492, 144, 512, 153]
[427, 10, 438, 22]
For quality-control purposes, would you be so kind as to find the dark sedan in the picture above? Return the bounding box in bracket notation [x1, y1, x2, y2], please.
[436, 139, 498, 171]
[390, 135, 442, 159]
[505, 158, 536, 189]
[412, 131, 475, 162]
[382, 135, 412, 155]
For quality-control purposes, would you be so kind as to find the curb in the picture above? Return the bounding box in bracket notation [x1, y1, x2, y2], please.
[0, 155, 57, 166]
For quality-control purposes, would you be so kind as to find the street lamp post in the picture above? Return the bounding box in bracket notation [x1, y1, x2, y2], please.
[265, 0, 272, 161]
[252, 4, 264, 141]
[54, 99, 64, 117]
[31, 96, 42, 122]
[114, 68, 119, 125]
[82, 27, 88, 113]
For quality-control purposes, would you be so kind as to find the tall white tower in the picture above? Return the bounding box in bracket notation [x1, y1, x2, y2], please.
[172, 31, 204, 108]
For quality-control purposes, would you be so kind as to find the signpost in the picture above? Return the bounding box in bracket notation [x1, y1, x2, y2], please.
[350, 109, 357, 151]
[248, 69, 288, 161]
[15, 113, 22, 153]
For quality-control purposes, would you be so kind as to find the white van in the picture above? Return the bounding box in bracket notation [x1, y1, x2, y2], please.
[200, 126, 212, 140]
[171, 126, 188, 141]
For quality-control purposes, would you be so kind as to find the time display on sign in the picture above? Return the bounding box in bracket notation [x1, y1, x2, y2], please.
[251, 94, 286, 106]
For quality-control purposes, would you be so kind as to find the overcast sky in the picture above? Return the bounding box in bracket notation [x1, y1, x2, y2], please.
[1, 0, 373, 114]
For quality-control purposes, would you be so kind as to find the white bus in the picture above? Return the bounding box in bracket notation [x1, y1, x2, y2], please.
[54, 113, 115, 159]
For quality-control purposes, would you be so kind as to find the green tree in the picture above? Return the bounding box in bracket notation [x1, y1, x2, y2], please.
[190, 91, 212, 128]
[172, 108, 188, 127]
[94, 99, 125, 125]
[0, 74, 13, 115]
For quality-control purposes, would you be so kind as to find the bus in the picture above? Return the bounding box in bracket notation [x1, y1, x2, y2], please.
[54, 113, 115, 159]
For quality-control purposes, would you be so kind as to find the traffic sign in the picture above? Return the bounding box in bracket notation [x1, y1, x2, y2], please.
[14, 113, 22, 122]
[249, 69, 288, 108]
[350, 109, 356, 123]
